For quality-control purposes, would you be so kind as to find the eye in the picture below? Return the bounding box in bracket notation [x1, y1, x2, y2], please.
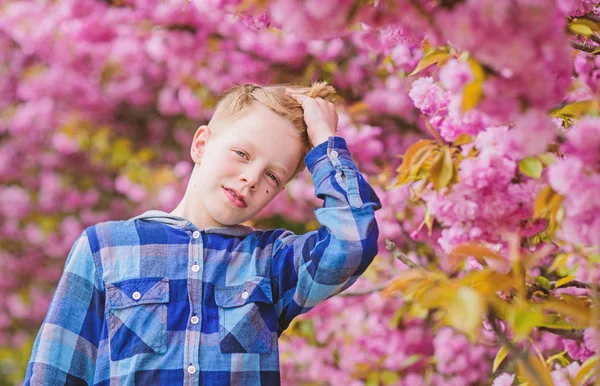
[234, 150, 248, 159]
[266, 172, 279, 185]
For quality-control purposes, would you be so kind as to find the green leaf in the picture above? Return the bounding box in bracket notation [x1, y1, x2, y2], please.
[409, 49, 449, 76]
[493, 345, 509, 373]
[519, 158, 543, 179]
[535, 276, 551, 291]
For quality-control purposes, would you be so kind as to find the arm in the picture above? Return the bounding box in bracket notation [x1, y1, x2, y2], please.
[270, 136, 381, 333]
[24, 228, 105, 386]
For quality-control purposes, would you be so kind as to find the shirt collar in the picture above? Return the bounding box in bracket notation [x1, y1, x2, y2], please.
[129, 210, 255, 237]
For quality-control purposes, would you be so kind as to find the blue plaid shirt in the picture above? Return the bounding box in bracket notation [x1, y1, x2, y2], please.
[24, 137, 381, 386]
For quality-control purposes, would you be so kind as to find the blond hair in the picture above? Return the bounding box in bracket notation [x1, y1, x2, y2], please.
[208, 82, 337, 180]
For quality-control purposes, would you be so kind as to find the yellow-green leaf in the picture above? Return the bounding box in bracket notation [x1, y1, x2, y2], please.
[573, 355, 600, 385]
[543, 297, 593, 327]
[548, 253, 570, 273]
[445, 286, 486, 336]
[545, 350, 569, 366]
[537, 153, 555, 167]
[462, 80, 483, 111]
[400, 354, 422, 369]
[381, 370, 400, 385]
[569, 22, 594, 36]
[452, 133, 474, 146]
[410, 49, 450, 76]
[429, 146, 453, 191]
[555, 275, 576, 288]
[551, 100, 596, 118]
[513, 308, 543, 338]
[519, 157, 543, 179]
[396, 140, 435, 174]
[516, 354, 554, 386]
[461, 59, 485, 112]
[569, 19, 600, 36]
[449, 243, 505, 264]
[493, 345, 509, 373]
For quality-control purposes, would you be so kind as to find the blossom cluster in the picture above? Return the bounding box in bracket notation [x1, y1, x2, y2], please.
[2, 0, 600, 384]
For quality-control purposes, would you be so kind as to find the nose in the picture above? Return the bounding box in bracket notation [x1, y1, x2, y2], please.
[240, 168, 260, 190]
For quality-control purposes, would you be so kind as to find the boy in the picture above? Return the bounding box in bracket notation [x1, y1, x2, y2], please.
[24, 82, 381, 385]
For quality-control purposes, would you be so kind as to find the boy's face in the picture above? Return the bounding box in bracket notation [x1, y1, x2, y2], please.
[190, 103, 303, 227]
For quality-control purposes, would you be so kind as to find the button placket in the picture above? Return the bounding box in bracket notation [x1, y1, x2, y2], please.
[185, 227, 202, 384]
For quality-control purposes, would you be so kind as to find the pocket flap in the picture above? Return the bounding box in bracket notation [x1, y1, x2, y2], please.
[214, 276, 273, 308]
[107, 277, 169, 310]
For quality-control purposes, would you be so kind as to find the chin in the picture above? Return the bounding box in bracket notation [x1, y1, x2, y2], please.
[208, 212, 245, 227]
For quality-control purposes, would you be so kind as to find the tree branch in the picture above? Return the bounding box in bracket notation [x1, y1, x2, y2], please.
[339, 283, 389, 297]
[571, 40, 597, 53]
[385, 239, 421, 269]
[490, 313, 546, 386]
[538, 327, 584, 342]
[581, 12, 600, 23]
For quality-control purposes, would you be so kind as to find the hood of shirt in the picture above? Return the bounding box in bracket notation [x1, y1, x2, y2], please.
[129, 210, 255, 237]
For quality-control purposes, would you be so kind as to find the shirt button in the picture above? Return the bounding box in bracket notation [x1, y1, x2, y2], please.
[241, 291, 249, 300]
[192, 231, 200, 239]
[132, 291, 141, 300]
[191, 264, 200, 273]
[330, 150, 339, 158]
[187, 365, 197, 374]
[191, 315, 199, 324]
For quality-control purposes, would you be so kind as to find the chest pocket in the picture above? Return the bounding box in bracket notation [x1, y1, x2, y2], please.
[106, 277, 169, 361]
[214, 276, 276, 354]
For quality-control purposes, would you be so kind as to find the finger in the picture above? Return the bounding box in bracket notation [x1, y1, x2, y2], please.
[285, 88, 304, 95]
[289, 94, 311, 103]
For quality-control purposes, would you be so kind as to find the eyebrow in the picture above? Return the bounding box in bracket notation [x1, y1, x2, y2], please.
[238, 140, 291, 176]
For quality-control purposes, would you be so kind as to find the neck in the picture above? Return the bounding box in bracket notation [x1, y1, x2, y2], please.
[170, 169, 223, 230]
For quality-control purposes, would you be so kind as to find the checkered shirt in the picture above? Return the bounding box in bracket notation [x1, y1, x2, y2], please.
[24, 136, 382, 385]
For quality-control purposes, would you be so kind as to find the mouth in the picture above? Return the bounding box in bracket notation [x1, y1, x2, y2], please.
[222, 187, 247, 208]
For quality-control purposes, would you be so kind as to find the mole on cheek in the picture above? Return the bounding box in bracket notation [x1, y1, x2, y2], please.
[266, 190, 269, 194]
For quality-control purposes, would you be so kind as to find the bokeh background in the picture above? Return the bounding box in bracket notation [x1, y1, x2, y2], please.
[3, 0, 600, 385]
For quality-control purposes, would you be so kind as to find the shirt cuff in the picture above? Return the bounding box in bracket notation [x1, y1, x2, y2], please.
[304, 136, 355, 172]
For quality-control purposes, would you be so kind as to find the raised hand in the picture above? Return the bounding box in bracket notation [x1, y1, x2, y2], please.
[286, 88, 339, 147]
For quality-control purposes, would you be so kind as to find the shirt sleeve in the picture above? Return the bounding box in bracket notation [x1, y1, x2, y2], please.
[270, 136, 382, 334]
[24, 228, 105, 386]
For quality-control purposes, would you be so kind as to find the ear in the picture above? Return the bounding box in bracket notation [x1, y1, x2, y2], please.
[190, 125, 210, 164]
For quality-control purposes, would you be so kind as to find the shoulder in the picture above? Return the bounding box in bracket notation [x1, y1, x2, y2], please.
[83, 218, 165, 251]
